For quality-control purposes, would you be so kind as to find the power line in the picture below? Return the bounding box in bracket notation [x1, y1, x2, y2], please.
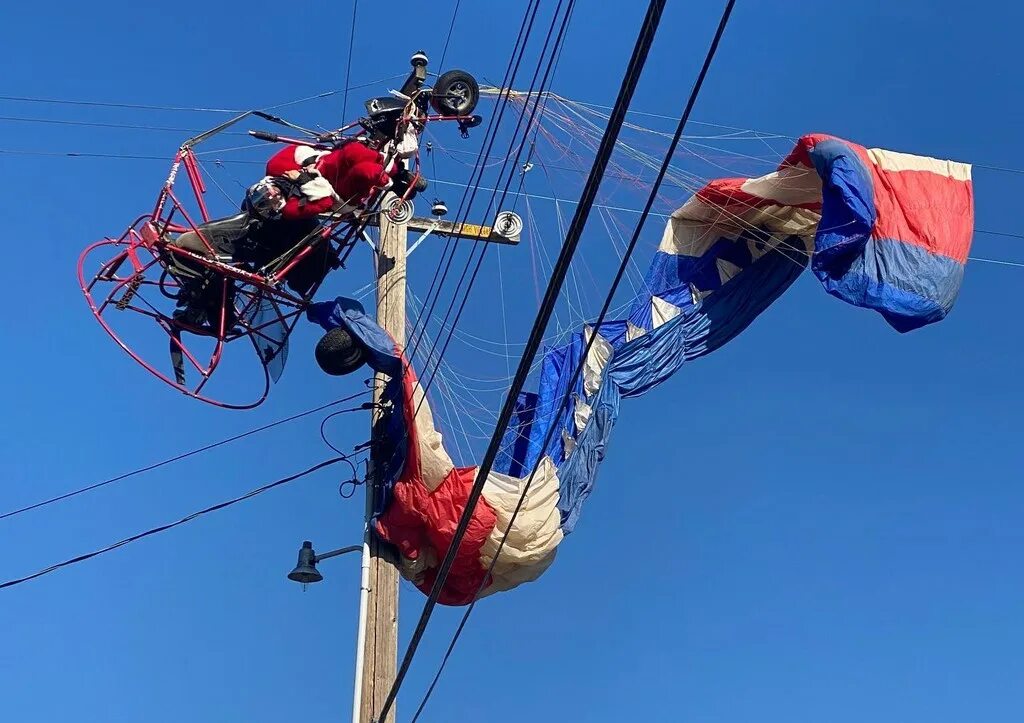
[0, 391, 371, 522]
[0, 95, 241, 113]
[437, 179, 1024, 247]
[0, 456, 354, 591]
[6, 80, 1024, 180]
[0, 148, 178, 161]
[378, 0, 576, 565]
[0, 115, 247, 135]
[969, 255, 1024, 268]
[374, 1, 668, 719]
[10, 136, 1011, 243]
[409, 0, 737, 718]
[0, 75, 403, 117]
[341, 0, 359, 119]
[2, 146, 1019, 254]
[410, 0, 574, 397]
[975, 228, 1024, 240]
[438, 0, 463, 70]
[974, 163, 1024, 176]
[404, 0, 546, 366]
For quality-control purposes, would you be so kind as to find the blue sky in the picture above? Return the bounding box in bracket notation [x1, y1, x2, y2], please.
[2, 1, 1023, 722]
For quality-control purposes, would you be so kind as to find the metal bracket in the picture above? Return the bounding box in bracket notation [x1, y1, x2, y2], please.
[406, 221, 442, 256]
[360, 229, 378, 253]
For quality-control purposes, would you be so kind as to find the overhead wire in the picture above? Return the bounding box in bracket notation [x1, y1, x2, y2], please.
[409, 0, 575, 415]
[438, 0, 464, 70]
[6, 78, 1024, 180]
[381, 0, 563, 467]
[0, 76, 404, 116]
[341, 0, 359, 119]
[404, 0, 546, 362]
[408, 2, 737, 718]
[0, 391, 371, 522]
[2, 145, 1018, 257]
[374, 1, 668, 719]
[381, 0, 578, 497]
[0, 115, 248, 135]
[0, 455, 359, 591]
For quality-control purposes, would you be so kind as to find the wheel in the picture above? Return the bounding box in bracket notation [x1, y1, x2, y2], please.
[315, 326, 367, 376]
[430, 70, 480, 116]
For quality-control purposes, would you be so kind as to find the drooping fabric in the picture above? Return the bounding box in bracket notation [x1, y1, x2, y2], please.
[309, 133, 974, 605]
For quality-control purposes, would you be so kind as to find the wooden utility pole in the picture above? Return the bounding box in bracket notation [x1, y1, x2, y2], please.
[355, 196, 522, 723]
[359, 201, 406, 723]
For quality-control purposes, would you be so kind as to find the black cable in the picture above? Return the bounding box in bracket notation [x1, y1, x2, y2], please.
[371, 0, 574, 524]
[0, 456, 353, 591]
[0, 391, 370, 522]
[405, 0, 544, 358]
[0, 96, 241, 113]
[411, 0, 574, 400]
[319, 402, 378, 456]
[409, 2, 737, 717]
[437, 0, 463, 70]
[0, 149, 187, 161]
[341, 0, 359, 120]
[0, 77, 397, 116]
[374, 2, 667, 719]
[0, 115, 248, 135]
[405, 0, 570, 419]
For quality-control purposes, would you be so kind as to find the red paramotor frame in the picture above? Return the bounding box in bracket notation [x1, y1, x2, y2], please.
[78, 106, 471, 409]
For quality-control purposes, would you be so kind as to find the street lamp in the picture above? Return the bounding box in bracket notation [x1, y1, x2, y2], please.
[286, 538, 369, 723]
[287, 540, 361, 585]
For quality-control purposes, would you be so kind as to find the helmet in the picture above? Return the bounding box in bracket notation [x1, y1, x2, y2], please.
[244, 177, 286, 220]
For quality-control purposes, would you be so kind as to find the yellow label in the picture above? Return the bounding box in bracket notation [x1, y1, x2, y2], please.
[454, 223, 491, 238]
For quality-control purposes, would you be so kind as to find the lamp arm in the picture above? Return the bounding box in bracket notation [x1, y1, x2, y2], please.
[314, 545, 362, 562]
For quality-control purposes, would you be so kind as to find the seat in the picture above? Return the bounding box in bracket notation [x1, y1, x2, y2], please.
[171, 213, 253, 257]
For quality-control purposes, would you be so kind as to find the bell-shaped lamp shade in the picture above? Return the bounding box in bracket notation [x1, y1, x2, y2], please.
[288, 541, 323, 584]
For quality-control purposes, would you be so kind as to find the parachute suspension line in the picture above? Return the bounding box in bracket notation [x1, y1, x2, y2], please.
[496, 243, 512, 380]
[596, 204, 645, 297]
[552, 197, 590, 325]
[524, 193, 544, 309]
[0, 392, 371, 523]
[0, 455, 362, 591]
[410, 0, 570, 364]
[406, 0, 567, 377]
[530, 103, 673, 293]
[341, 0, 359, 120]
[408, 2, 737, 719]
[403, 307, 476, 462]
[407, 294, 523, 430]
[527, 103, 825, 276]
[192, 157, 244, 207]
[413, 32, 576, 399]
[404, 0, 546, 362]
[375, 2, 668, 719]
[397, 0, 578, 473]
[533, 137, 607, 330]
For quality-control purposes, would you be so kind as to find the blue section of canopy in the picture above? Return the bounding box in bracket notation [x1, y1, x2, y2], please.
[308, 135, 972, 547]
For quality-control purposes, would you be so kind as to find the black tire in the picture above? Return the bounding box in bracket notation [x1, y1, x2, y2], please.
[315, 327, 367, 376]
[430, 70, 480, 116]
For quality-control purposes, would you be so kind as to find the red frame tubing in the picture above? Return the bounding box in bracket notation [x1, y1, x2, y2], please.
[77, 109, 473, 409]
